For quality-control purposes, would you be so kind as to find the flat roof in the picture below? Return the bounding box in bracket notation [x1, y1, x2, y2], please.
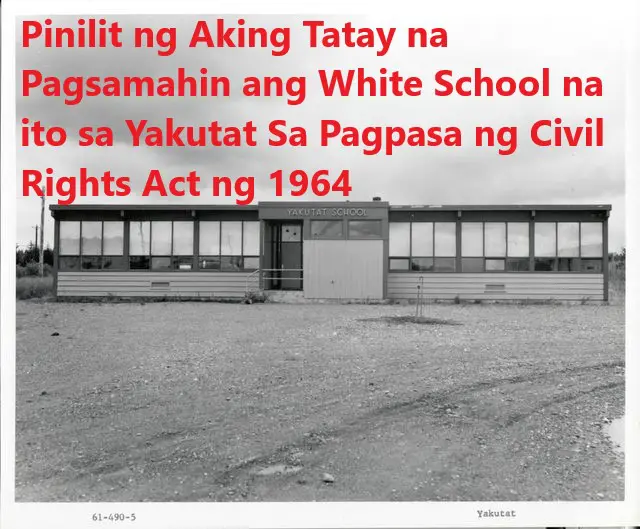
[50, 203, 612, 212]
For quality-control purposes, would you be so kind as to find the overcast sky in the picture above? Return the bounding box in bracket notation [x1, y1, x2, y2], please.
[16, 3, 626, 251]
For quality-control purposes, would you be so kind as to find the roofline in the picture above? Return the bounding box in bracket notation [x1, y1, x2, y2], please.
[50, 203, 612, 212]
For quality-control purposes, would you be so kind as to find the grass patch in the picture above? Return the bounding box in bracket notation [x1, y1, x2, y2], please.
[359, 315, 461, 325]
[16, 276, 54, 300]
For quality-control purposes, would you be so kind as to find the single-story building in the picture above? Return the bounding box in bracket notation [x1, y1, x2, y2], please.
[49, 201, 610, 301]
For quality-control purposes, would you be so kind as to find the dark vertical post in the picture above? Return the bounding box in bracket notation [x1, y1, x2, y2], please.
[193, 212, 199, 271]
[529, 210, 535, 272]
[456, 211, 462, 272]
[52, 216, 59, 298]
[122, 211, 130, 271]
[603, 216, 609, 302]
[39, 190, 45, 277]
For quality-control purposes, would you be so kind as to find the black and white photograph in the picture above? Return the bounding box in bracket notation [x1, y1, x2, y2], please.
[3, 0, 638, 527]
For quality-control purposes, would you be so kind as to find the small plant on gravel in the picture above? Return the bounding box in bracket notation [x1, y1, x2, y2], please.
[244, 290, 270, 304]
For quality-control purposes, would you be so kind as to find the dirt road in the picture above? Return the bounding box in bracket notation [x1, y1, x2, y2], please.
[15, 301, 624, 501]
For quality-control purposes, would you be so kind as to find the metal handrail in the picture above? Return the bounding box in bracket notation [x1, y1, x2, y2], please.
[245, 269, 261, 294]
[245, 268, 304, 294]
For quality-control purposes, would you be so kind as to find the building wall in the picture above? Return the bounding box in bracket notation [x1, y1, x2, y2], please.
[387, 272, 605, 301]
[57, 271, 256, 298]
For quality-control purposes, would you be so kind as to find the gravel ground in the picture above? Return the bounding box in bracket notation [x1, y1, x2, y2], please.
[15, 300, 624, 502]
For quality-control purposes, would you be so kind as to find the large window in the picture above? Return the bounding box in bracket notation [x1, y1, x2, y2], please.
[534, 222, 603, 272]
[59, 220, 125, 271]
[311, 220, 344, 239]
[348, 220, 382, 239]
[389, 222, 456, 272]
[199, 221, 260, 271]
[461, 222, 529, 272]
[129, 221, 194, 271]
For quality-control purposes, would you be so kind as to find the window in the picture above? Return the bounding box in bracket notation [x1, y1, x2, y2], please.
[58, 221, 125, 271]
[198, 220, 260, 271]
[581, 223, 603, 257]
[461, 223, 483, 257]
[311, 220, 344, 239]
[558, 222, 579, 257]
[485, 223, 506, 257]
[147, 221, 194, 271]
[389, 221, 456, 272]
[534, 221, 603, 272]
[129, 221, 150, 270]
[389, 223, 410, 256]
[461, 222, 529, 272]
[349, 220, 382, 239]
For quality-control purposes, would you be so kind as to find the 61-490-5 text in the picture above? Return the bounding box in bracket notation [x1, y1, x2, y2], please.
[21, 167, 353, 206]
[92, 513, 136, 522]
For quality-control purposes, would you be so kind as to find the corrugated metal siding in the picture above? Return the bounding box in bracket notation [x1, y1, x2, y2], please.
[57, 272, 256, 298]
[304, 240, 384, 299]
[387, 273, 604, 301]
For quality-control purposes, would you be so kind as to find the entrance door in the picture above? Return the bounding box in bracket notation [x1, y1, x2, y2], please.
[268, 222, 303, 290]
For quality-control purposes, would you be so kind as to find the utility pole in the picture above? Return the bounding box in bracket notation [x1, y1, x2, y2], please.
[39, 188, 45, 277]
[34, 226, 38, 251]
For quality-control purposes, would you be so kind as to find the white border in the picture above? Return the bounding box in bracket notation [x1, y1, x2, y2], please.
[2, 0, 639, 528]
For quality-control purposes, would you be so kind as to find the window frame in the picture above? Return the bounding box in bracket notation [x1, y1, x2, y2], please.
[389, 221, 457, 273]
[59, 220, 126, 272]
[198, 220, 260, 272]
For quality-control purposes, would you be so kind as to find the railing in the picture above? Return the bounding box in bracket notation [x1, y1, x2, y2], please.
[244, 268, 304, 294]
[245, 269, 261, 294]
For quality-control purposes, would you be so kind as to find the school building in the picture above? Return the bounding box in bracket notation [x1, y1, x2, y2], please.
[49, 201, 610, 301]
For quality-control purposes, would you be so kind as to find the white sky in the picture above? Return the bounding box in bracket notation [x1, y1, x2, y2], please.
[15, 5, 626, 251]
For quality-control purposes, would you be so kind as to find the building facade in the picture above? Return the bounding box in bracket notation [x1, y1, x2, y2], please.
[49, 202, 610, 301]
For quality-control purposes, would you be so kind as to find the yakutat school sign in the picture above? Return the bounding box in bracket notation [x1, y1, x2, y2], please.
[286, 207, 368, 217]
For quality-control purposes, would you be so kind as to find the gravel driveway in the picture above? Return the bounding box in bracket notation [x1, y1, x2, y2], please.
[15, 300, 625, 502]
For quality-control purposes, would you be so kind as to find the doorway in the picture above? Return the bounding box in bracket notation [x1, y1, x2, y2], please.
[266, 222, 303, 290]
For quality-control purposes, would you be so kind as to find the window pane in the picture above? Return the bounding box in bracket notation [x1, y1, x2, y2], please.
[433, 257, 455, 272]
[461, 257, 484, 272]
[58, 256, 80, 270]
[281, 224, 302, 242]
[243, 222, 261, 254]
[221, 222, 242, 255]
[81, 256, 101, 270]
[411, 223, 433, 256]
[151, 221, 172, 255]
[486, 258, 505, 271]
[172, 221, 193, 256]
[581, 258, 602, 273]
[485, 223, 506, 257]
[534, 257, 556, 271]
[199, 221, 220, 256]
[244, 257, 260, 270]
[311, 220, 343, 239]
[558, 257, 580, 271]
[581, 223, 603, 257]
[349, 220, 382, 239]
[411, 258, 434, 272]
[389, 258, 410, 270]
[151, 256, 172, 271]
[81, 221, 102, 256]
[199, 256, 221, 270]
[558, 222, 579, 257]
[173, 256, 193, 270]
[59, 221, 80, 255]
[434, 223, 456, 256]
[506, 258, 530, 271]
[129, 256, 150, 269]
[221, 256, 243, 270]
[102, 256, 126, 270]
[508, 223, 529, 257]
[103, 222, 124, 255]
[129, 221, 150, 255]
[389, 222, 410, 256]
[535, 223, 556, 257]
[461, 223, 483, 257]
